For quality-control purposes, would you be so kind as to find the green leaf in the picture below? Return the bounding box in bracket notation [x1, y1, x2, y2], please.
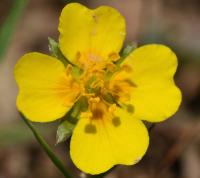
[48, 37, 71, 66]
[21, 114, 72, 178]
[0, 0, 27, 61]
[116, 42, 137, 65]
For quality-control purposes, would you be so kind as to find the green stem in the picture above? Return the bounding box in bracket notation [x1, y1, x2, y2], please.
[21, 114, 73, 178]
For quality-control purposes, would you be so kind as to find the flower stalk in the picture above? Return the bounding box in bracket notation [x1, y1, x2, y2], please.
[21, 114, 73, 178]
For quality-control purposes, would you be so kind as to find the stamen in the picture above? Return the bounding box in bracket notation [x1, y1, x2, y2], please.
[108, 104, 117, 113]
[66, 64, 72, 76]
[106, 62, 116, 72]
[76, 51, 81, 60]
[91, 79, 104, 89]
[108, 52, 120, 62]
[82, 93, 95, 97]
[122, 64, 133, 73]
[89, 97, 100, 104]
[81, 111, 93, 118]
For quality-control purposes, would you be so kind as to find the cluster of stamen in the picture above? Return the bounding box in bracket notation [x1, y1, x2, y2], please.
[68, 51, 135, 120]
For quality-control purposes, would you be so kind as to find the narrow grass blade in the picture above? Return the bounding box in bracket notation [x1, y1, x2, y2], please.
[0, 0, 27, 61]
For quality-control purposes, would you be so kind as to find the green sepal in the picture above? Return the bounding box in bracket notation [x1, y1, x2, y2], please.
[71, 65, 83, 80]
[56, 119, 75, 144]
[56, 96, 88, 144]
[116, 42, 137, 65]
[48, 37, 83, 80]
[48, 37, 71, 66]
[56, 107, 78, 144]
[104, 42, 137, 81]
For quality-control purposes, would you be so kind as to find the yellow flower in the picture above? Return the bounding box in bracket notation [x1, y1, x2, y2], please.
[14, 3, 181, 175]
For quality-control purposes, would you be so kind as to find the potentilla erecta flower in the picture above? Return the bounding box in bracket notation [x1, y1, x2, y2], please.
[14, 3, 182, 175]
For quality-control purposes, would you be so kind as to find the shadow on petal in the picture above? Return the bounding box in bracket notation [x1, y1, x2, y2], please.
[85, 124, 97, 134]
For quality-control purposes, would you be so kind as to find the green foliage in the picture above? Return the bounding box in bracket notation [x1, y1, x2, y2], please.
[48, 37, 84, 80]
[56, 96, 88, 144]
[121, 42, 137, 58]
[76, 96, 89, 113]
[56, 106, 77, 144]
[116, 42, 137, 65]
[0, 0, 27, 61]
[48, 37, 72, 66]
[57, 120, 75, 144]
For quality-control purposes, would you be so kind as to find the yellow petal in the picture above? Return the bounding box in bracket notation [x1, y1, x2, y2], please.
[58, 3, 125, 66]
[14, 52, 80, 122]
[70, 106, 149, 174]
[122, 44, 182, 122]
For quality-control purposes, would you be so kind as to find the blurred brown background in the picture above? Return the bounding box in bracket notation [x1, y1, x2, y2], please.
[0, 0, 200, 178]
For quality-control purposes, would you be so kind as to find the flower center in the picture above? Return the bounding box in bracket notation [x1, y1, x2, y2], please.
[67, 52, 136, 120]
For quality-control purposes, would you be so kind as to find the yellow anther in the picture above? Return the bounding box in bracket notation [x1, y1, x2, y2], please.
[91, 79, 104, 89]
[82, 93, 95, 98]
[76, 51, 81, 60]
[108, 52, 120, 62]
[89, 97, 100, 104]
[81, 111, 93, 118]
[108, 104, 117, 113]
[122, 64, 133, 73]
[66, 64, 72, 76]
[106, 62, 116, 72]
